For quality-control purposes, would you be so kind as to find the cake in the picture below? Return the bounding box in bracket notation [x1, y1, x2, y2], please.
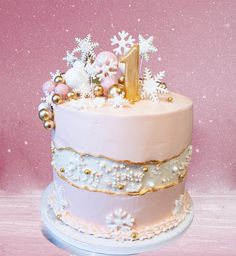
[39, 32, 193, 253]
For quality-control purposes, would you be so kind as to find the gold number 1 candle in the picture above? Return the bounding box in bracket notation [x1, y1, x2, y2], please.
[120, 44, 140, 102]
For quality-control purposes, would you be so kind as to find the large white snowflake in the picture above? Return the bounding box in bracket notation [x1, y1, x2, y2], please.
[96, 59, 118, 80]
[106, 209, 135, 231]
[63, 50, 78, 66]
[108, 93, 129, 108]
[111, 31, 135, 55]
[141, 68, 168, 102]
[75, 34, 99, 62]
[139, 34, 157, 61]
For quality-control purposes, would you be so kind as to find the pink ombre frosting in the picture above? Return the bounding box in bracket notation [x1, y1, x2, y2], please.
[53, 170, 185, 229]
[53, 92, 193, 162]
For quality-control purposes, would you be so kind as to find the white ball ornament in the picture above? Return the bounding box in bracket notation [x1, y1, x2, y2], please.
[64, 67, 89, 89]
[38, 102, 49, 111]
[73, 60, 85, 69]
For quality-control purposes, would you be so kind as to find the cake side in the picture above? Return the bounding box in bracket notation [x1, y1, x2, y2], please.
[53, 92, 192, 162]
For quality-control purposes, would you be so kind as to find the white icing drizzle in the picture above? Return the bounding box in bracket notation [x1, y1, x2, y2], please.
[51, 145, 192, 194]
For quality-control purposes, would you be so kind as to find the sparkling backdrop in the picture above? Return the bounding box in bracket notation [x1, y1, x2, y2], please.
[0, 0, 235, 192]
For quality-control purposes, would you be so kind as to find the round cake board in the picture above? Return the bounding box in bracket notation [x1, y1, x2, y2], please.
[41, 183, 194, 256]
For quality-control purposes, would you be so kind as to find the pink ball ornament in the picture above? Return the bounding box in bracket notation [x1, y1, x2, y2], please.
[42, 80, 56, 95]
[101, 77, 117, 95]
[95, 51, 117, 65]
[55, 83, 70, 98]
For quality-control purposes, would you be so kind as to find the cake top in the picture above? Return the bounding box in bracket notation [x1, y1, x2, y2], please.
[38, 31, 183, 130]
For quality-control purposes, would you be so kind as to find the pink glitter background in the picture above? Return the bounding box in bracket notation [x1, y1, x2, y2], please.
[0, 1, 236, 255]
[1, 0, 235, 193]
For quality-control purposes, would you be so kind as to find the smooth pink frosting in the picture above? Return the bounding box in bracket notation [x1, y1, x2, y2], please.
[53, 92, 192, 162]
[53, 170, 185, 230]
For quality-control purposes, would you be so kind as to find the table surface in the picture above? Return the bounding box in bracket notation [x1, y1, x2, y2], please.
[0, 191, 236, 256]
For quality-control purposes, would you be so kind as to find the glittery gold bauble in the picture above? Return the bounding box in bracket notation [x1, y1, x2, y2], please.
[38, 109, 53, 121]
[54, 75, 65, 84]
[43, 120, 55, 130]
[67, 91, 76, 100]
[118, 75, 125, 85]
[108, 84, 126, 98]
[52, 94, 63, 105]
[159, 82, 167, 89]
[84, 169, 92, 175]
[94, 84, 104, 97]
[167, 96, 173, 102]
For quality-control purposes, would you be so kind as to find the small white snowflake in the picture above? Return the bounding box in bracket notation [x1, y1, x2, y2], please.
[108, 93, 129, 108]
[173, 194, 184, 215]
[41, 92, 54, 107]
[106, 209, 135, 231]
[75, 34, 99, 63]
[96, 59, 118, 80]
[141, 68, 168, 102]
[73, 82, 94, 99]
[63, 50, 78, 66]
[50, 69, 62, 81]
[139, 34, 157, 61]
[111, 31, 135, 55]
[49, 182, 68, 214]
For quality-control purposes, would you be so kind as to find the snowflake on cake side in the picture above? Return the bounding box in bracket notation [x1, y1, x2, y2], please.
[141, 68, 168, 102]
[106, 209, 135, 231]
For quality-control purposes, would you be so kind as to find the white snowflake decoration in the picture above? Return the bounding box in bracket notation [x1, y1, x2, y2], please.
[106, 209, 135, 231]
[96, 59, 118, 80]
[63, 50, 78, 66]
[50, 69, 62, 81]
[41, 92, 54, 107]
[172, 194, 184, 215]
[111, 31, 135, 55]
[139, 34, 157, 61]
[108, 93, 129, 108]
[49, 181, 68, 214]
[73, 82, 94, 99]
[141, 68, 168, 102]
[85, 62, 97, 79]
[75, 34, 99, 63]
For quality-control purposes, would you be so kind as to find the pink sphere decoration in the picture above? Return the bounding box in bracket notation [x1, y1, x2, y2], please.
[55, 84, 70, 98]
[95, 51, 117, 66]
[101, 77, 117, 95]
[42, 80, 56, 95]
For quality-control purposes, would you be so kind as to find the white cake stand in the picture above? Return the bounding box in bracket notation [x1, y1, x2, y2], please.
[41, 184, 194, 256]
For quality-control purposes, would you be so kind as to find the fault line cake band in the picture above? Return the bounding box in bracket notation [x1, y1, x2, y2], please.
[39, 31, 193, 244]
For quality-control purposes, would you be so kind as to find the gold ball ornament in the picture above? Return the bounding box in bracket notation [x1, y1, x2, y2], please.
[43, 120, 55, 130]
[118, 75, 125, 85]
[38, 109, 53, 121]
[67, 91, 77, 100]
[108, 84, 126, 98]
[54, 75, 65, 84]
[94, 84, 104, 97]
[52, 94, 63, 105]
[143, 166, 149, 172]
[84, 169, 92, 175]
[159, 82, 167, 89]
[131, 232, 138, 239]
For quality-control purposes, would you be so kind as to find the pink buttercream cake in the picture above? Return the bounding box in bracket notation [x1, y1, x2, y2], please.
[39, 32, 193, 245]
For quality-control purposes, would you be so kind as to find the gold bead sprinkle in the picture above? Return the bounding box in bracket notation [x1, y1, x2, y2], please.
[84, 169, 92, 175]
[143, 166, 149, 172]
[167, 97, 173, 102]
[60, 167, 65, 173]
[56, 213, 62, 220]
[131, 232, 138, 239]
[117, 184, 124, 190]
[178, 173, 185, 182]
